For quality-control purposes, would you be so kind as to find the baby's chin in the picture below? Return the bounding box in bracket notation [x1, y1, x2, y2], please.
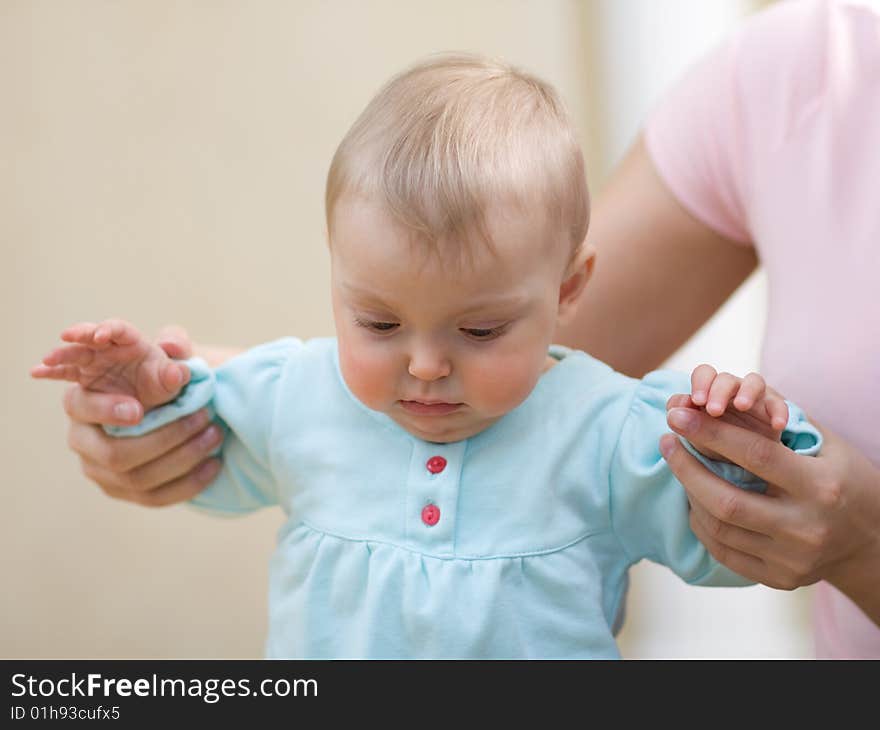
[388, 409, 502, 444]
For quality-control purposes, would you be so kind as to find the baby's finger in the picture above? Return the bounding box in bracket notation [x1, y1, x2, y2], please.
[92, 320, 116, 346]
[30, 363, 81, 382]
[156, 324, 194, 360]
[766, 394, 789, 431]
[689, 364, 717, 406]
[159, 360, 191, 394]
[60, 322, 98, 344]
[94, 318, 140, 347]
[705, 372, 741, 417]
[733, 372, 765, 411]
[158, 341, 188, 360]
[41, 344, 95, 368]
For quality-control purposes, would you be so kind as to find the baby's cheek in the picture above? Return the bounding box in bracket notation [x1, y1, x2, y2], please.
[468, 353, 541, 415]
[338, 342, 396, 411]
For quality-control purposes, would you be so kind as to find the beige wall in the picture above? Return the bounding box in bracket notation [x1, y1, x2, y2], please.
[3, 0, 598, 658]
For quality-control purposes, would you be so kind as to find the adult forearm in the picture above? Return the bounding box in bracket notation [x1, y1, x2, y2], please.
[822, 437, 880, 627]
[827, 541, 880, 627]
[553, 135, 757, 377]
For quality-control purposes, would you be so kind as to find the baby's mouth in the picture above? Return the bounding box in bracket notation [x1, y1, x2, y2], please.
[399, 400, 463, 416]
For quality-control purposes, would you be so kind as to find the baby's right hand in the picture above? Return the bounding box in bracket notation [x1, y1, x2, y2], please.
[31, 318, 191, 411]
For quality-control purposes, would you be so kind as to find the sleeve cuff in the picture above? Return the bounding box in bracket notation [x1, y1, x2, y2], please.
[680, 400, 822, 493]
[102, 357, 216, 438]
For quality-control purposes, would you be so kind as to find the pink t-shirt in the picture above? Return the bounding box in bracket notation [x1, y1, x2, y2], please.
[644, 0, 880, 658]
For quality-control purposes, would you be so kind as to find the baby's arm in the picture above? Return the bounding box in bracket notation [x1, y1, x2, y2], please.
[31, 319, 190, 410]
[609, 368, 821, 586]
[98, 337, 301, 516]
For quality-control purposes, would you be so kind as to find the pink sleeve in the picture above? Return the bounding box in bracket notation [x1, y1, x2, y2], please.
[644, 30, 752, 244]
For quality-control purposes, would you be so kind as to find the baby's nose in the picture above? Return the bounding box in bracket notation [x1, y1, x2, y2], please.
[407, 351, 452, 381]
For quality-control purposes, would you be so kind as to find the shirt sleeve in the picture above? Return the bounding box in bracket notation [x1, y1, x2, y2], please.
[105, 337, 303, 516]
[643, 17, 752, 244]
[609, 370, 822, 586]
[643, 0, 832, 248]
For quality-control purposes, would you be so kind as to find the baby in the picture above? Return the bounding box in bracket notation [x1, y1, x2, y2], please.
[33, 54, 820, 658]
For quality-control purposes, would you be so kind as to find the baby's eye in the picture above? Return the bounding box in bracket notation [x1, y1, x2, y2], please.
[355, 318, 399, 333]
[461, 324, 507, 341]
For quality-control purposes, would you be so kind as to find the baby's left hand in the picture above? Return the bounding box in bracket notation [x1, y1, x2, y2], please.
[667, 365, 789, 462]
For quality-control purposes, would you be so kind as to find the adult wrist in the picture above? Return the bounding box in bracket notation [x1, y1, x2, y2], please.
[825, 536, 880, 627]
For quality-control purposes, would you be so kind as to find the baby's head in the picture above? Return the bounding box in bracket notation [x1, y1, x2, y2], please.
[325, 53, 594, 442]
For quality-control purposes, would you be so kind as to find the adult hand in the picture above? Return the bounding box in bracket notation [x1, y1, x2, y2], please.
[660, 404, 880, 626]
[63, 325, 223, 507]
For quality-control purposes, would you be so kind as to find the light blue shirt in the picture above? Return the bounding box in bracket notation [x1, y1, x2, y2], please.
[109, 337, 821, 658]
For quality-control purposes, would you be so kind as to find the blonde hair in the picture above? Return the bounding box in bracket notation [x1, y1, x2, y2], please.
[325, 53, 590, 263]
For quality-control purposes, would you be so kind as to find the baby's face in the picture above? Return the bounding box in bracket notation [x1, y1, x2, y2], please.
[330, 199, 575, 443]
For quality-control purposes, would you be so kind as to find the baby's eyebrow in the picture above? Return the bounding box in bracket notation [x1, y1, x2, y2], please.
[343, 283, 531, 317]
[455, 294, 531, 317]
[341, 286, 396, 310]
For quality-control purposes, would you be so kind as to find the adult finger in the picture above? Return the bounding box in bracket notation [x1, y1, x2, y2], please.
[666, 407, 814, 493]
[688, 514, 771, 586]
[88, 457, 221, 506]
[127, 460, 221, 507]
[63, 385, 144, 426]
[659, 433, 781, 534]
[79, 422, 221, 494]
[687, 495, 774, 556]
[67, 408, 213, 473]
[119, 423, 224, 492]
[666, 393, 695, 411]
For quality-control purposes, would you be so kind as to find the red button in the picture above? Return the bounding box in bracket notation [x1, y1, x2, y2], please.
[426, 456, 447, 474]
[421, 504, 440, 526]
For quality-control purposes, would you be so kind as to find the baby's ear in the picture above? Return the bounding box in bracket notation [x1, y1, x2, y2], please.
[557, 243, 596, 322]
